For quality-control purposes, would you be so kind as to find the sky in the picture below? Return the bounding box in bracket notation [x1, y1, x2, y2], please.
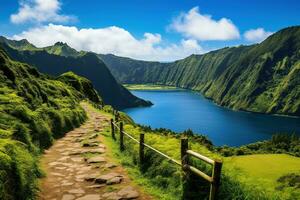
[0, 0, 300, 61]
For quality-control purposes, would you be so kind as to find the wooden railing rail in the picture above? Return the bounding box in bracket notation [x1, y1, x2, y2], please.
[110, 117, 222, 200]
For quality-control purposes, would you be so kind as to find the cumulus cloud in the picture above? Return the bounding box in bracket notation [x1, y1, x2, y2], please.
[169, 7, 240, 41]
[244, 28, 273, 43]
[10, 0, 76, 24]
[12, 24, 204, 61]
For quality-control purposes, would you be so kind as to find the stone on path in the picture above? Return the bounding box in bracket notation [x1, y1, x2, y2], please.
[104, 163, 117, 169]
[102, 192, 120, 200]
[62, 194, 75, 200]
[117, 186, 139, 199]
[76, 194, 101, 200]
[84, 173, 99, 182]
[88, 133, 98, 139]
[82, 142, 99, 147]
[86, 156, 106, 164]
[68, 188, 85, 194]
[95, 172, 123, 184]
[86, 184, 105, 189]
[81, 148, 105, 154]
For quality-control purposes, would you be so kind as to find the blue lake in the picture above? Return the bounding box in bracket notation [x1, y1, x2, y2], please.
[123, 90, 300, 146]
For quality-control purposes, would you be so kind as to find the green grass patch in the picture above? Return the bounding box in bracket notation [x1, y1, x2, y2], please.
[225, 154, 300, 199]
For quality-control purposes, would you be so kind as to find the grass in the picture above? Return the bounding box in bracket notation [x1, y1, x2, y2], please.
[225, 154, 300, 199]
[123, 84, 179, 90]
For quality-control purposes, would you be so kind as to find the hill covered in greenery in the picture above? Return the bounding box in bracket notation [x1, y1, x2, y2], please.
[0, 37, 152, 109]
[98, 26, 300, 116]
[0, 48, 104, 199]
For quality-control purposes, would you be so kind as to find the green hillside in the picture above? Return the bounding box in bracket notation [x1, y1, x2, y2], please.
[98, 26, 300, 116]
[0, 48, 102, 199]
[0, 38, 152, 109]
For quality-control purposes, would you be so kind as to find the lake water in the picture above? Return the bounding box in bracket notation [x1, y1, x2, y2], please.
[123, 90, 300, 146]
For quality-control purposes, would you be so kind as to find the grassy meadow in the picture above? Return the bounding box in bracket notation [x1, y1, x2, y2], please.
[225, 154, 300, 199]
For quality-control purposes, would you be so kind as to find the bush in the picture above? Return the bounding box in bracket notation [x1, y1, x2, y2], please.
[0, 139, 41, 200]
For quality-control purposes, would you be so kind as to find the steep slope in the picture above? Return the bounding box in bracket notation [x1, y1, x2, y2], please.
[99, 26, 300, 116]
[0, 40, 151, 109]
[0, 48, 102, 199]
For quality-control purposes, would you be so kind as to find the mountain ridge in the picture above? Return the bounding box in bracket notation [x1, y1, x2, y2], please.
[1, 26, 299, 115]
[0, 39, 152, 109]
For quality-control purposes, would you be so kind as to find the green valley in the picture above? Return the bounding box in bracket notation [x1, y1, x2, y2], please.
[1, 1, 300, 200]
[98, 26, 300, 117]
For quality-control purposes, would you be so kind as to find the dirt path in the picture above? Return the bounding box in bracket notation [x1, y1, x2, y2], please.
[39, 103, 152, 200]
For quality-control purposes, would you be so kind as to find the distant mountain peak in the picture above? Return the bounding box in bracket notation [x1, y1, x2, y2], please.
[54, 41, 69, 47]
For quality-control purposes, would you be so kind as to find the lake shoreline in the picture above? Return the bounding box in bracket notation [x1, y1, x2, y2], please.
[125, 84, 300, 119]
[123, 89, 300, 146]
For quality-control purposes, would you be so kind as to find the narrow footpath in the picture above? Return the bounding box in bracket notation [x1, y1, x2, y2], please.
[39, 103, 152, 200]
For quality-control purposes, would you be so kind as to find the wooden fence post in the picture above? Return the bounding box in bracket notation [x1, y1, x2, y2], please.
[209, 159, 222, 200]
[119, 122, 124, 151]
[115, 111, 119, 122]
[181, 138, 189, 167]
[181, 138, 189, 199]
[110, 119, 115, 140]
[139, 133, 145, 165]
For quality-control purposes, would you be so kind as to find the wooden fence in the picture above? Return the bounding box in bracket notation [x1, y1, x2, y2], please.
[110, 115, 222, 200]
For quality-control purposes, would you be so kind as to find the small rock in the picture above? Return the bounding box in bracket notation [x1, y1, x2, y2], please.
[84, 174, 99, 182]
[76, 194, 101, 200]
[104, 163, 117, 169]
[82, 142, 99, 147]
[117, 186, 139, 199]
[68, 188, 85, 194]
[61, 182, 74, 186]
[51, 172, 65, 177]
[86, 156, 106, 164]
[89, 133, 98, 139]
[62, 194, 75, 200]
[55, 166, 67, 170]
[49, 162, 60, 166]
[102, 192, 120, 200]
[71, 157, 83, 162]
[106, 177, 122, 185]
[69, 150, 83, 155]
[86, 184, 105, 189]
[95, 172, 122, 184]
[81, 149, 105, 154]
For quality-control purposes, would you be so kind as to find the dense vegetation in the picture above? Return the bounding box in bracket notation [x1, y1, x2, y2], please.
[0, 37, 152, 109]
[217, 134, 300, 157]
[0, 48, 102, 199]
[99, 26, 300, 116]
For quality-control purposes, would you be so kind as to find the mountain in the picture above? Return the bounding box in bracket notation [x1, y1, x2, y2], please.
[0, 47, 103, 199]
[98, 26, 300, 116]
[0, 38, 152, 109]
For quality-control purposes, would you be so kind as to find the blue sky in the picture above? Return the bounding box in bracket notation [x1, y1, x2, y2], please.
[1, 0, 300, 61]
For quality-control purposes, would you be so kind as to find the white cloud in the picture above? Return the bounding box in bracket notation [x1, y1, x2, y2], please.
[244, 28, 273, 43]
[170, 7, 240, 41]
[12, 24, 204, 61]
[10, 0, 76, 24]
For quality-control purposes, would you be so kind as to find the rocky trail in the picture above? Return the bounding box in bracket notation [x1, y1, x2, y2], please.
[39, 103, 152, 200]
